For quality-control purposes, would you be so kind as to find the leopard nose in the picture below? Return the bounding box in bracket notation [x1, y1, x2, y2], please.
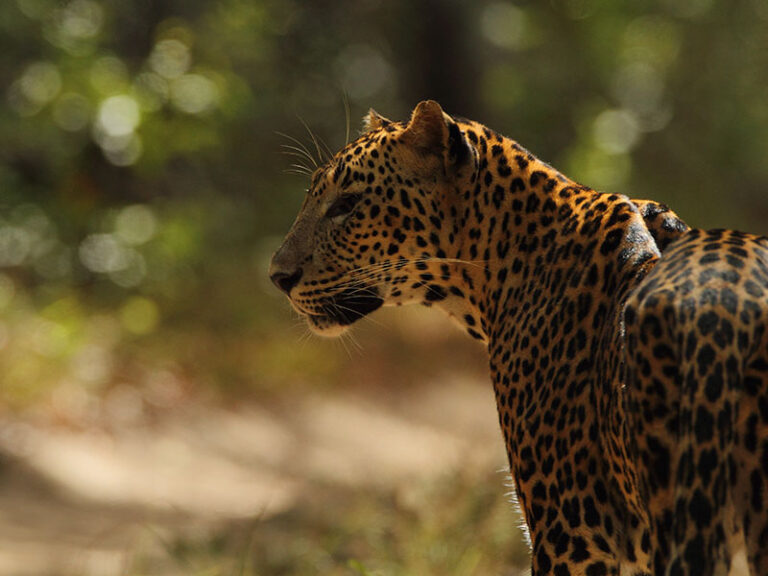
[270, 267, 303, 294]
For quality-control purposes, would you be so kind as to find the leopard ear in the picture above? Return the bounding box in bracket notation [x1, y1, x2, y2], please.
[363, 109, 392, 133]
[400, 100, 475, 174]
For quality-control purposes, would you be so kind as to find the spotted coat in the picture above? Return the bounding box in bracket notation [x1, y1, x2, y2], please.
[269, 101, 768, 576]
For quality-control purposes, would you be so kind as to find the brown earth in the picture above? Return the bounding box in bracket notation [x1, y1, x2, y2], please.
[0, 375, 506, 575]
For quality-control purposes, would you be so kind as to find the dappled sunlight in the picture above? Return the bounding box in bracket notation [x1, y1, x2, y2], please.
[148, 39, 192, 80]
[8, 62, 62, 116]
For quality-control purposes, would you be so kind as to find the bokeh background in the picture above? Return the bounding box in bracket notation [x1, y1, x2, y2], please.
[1, 0, 767, 575]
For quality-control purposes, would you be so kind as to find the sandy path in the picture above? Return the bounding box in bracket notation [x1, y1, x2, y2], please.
[0, 376, 505, 575]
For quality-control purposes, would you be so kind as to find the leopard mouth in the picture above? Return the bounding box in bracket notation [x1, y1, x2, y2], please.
[300, 286, 384, 335]
[322, 287, 384, 325]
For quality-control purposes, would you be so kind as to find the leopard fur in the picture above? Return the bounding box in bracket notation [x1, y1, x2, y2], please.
[269, 101, 768, 575]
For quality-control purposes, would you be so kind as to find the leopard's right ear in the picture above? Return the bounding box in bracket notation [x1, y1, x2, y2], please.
[363, 109, 392, 133]
[400, 100, 477, 179]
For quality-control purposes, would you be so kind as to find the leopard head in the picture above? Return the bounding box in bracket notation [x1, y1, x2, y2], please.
[269, 100, 479, 336]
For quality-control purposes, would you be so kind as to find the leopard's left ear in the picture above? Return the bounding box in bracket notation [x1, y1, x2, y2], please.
[400, 100, 476, 176]
[363, 109, 392, 133]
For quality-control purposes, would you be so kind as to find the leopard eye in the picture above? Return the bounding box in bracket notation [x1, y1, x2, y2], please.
[326, 193, 362, 219]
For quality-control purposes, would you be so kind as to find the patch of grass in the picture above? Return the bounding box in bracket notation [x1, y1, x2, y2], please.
[132, 471, 529, 576]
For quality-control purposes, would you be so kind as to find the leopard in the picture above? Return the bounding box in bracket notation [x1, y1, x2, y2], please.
[269, 100, 768, 576]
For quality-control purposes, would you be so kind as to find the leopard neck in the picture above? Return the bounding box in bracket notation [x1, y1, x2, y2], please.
[433, 125, 660, 347]
[430, 124, 660, 561]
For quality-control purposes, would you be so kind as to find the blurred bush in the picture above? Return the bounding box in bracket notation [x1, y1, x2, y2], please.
[1, 0, 767, 412]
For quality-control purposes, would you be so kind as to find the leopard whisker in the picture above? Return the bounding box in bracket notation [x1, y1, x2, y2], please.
[276, 133, 318, 168]
[287, 163, 314, 175]
[297, 327, 316, 350]
[336, 329, 354, 358]
[341, 256, 494, 278]
[297, 116, 327, 165]
[280, 151, 314, 169]
[339, 325, 366, 354]
[342, 90, 351, 147]
[280, 145, 318, 170]
[328, 256, 495, 291]
[331, 301, 387, 329]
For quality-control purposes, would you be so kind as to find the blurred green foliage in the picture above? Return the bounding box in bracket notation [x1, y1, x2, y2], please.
[1, 0, 767, 411]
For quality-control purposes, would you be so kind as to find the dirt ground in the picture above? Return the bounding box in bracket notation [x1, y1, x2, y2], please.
[0, 374, 508, 575]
